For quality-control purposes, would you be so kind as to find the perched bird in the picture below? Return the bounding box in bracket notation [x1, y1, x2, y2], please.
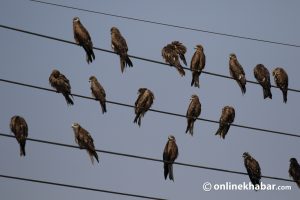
[134, 88, 154, 126]
[215, 106, 235, 139]
[229, 53, 246, 94]
[272, 67, 288, 103]
[10, 116, 28, 156]
[289, 158, 300, 188]
[172, 41, 187, 66]
[162, 42, 186, 76]
[190, 44, 206, 87]
[163, 135, 178, 181]
[243, 152, 261, 189]
[111, 27, 133, 73]
[73, 17, 95, 64]
[89, 76, 106, 114]
[185, 94, 201, 136]
[71, 123, 99, 164]
[49, 69, 74, 105]
[253, 64, 272, 99]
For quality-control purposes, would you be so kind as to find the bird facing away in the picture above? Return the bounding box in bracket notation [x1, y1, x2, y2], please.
[89, 76, 107, 114]
[185, 94, 201, 136]
[253, 64, 272, 99]
[190, 44, 206, 88]
[71, 123, 99, 164]
[10, 116, 28, 156]
[134, 88, 155, 126]
[272, 67, 288, 103]
[111, 27, 133, 73]
[229, 53, 246, 94]
[289, 158, 300, 188]
[162, 41, 186, 76]
[163, 135, 178, 181]
[73, 17, 95, 64]
[49, 69, 74, 105]
[215, 106, 235, 139]
[243, 152, 261, 189]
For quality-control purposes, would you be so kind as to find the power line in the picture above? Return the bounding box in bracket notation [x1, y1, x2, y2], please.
[29, 0, 300, 48]
[0, 24, 299, 93]
[0, 133, 295, 183]
[1, 78, 300, 139]
[0, 174, 167, 200]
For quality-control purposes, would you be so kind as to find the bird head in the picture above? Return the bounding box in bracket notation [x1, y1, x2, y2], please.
[190, 94, 199, 101]
[229, 53, 236, 60]
[89, 76, 97, 83]
[168, 135, 176, 141]
[138, 88, 147, 94]
[272, 68, 280, 76]
[111, 27, 120, 34]
[242, 152, 250, 158]
[73, 17, 80, 23]
[71, 123, 80, 129]
[290, 158, 298, 163]
[195, 45, 203, 51]
[51, 69, 60, 78]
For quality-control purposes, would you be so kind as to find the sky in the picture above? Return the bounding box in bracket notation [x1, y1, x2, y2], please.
[0, 0, 299, 199]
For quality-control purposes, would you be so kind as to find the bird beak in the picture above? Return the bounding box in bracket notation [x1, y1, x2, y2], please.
[71, 123, 75, 128]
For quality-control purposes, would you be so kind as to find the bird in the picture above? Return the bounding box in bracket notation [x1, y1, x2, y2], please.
[163, 135, 178, 181]
[253, 64, 272, 99]
[111, 27, 133, 73]
[272, 67, 288, 103]
[229, 53, 246, 94]
[89, 76, 107, 114]
[288, 158, 300, 188]
[243, 152, 261, 189]
[215, 106, 235, 139]
[73, 17, 95, 64]
[185, 94, 201, 136]
[172, 41, 187, 66]
[133, 88, 154, 126]
[10, 115, 28, 156]
[190, 44, 206, 88]
[71, 123, 99, 164]
[49, 69, 74, 105]
[162, 42, 186, 76]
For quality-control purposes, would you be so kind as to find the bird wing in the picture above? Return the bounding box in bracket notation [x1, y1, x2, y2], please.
[112, 33, 128, 53]
[190, 51, 200, 71]
[91, 81, 106, 99]
[74, 23, 92, 45]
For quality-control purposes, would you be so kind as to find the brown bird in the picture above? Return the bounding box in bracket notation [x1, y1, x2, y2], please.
[49, 69, 74, 105]
[272, 67, 288, 103]
[253, 64, 272, 99]
[163, 135, 178, 181]
[185, 94, 201, 136]
[289, 158, 300, 188]
[215, 106, 235, 139]
[162, 42, 186, 76]
[190, 44, 206, 87]
[89, 76, 106, 114]
[229, 53, 246, 94]
[10, 116, 28, 156]
[111, 27, 133, 73]
[134, 88, 154, 126]
[172, 41, 187, 66]
[243, 152, 261, 189]
[73, 17, 95, 64]
[71, 123, 99, 164]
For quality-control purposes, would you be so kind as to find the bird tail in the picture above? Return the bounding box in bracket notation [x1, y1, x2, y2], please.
[215, 124, 230, 139]
[238, 81, 246, 95]
[125, 55, 133, 67]
[175, 63, 185, 77]
[263, 87, 272, 99]
[164, 163, 169, 180]
[133, 113, 141, 127]
[63, 94, 74, 105]
[180, 54, 187, 66]
[19, 139, 26, 156]
[83, 46, 95, 64]
[282, 89, 288, 103]
[168, 164, 174, 181]
[100, 102, 107, 114]
[185, 119, 194, 136]
[191, 72, 200, 88]
[89, 150, 99, 164]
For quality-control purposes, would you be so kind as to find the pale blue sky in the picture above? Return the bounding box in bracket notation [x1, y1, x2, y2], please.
[0, 0, 299, 199]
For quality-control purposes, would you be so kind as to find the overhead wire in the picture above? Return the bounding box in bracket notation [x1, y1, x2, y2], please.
[0, 24, 299, 93]
[0, 133, 295, 183]
[28, 0, 300, 48]
[0, 174, 167, 200]
[0, 78, 300, 139]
